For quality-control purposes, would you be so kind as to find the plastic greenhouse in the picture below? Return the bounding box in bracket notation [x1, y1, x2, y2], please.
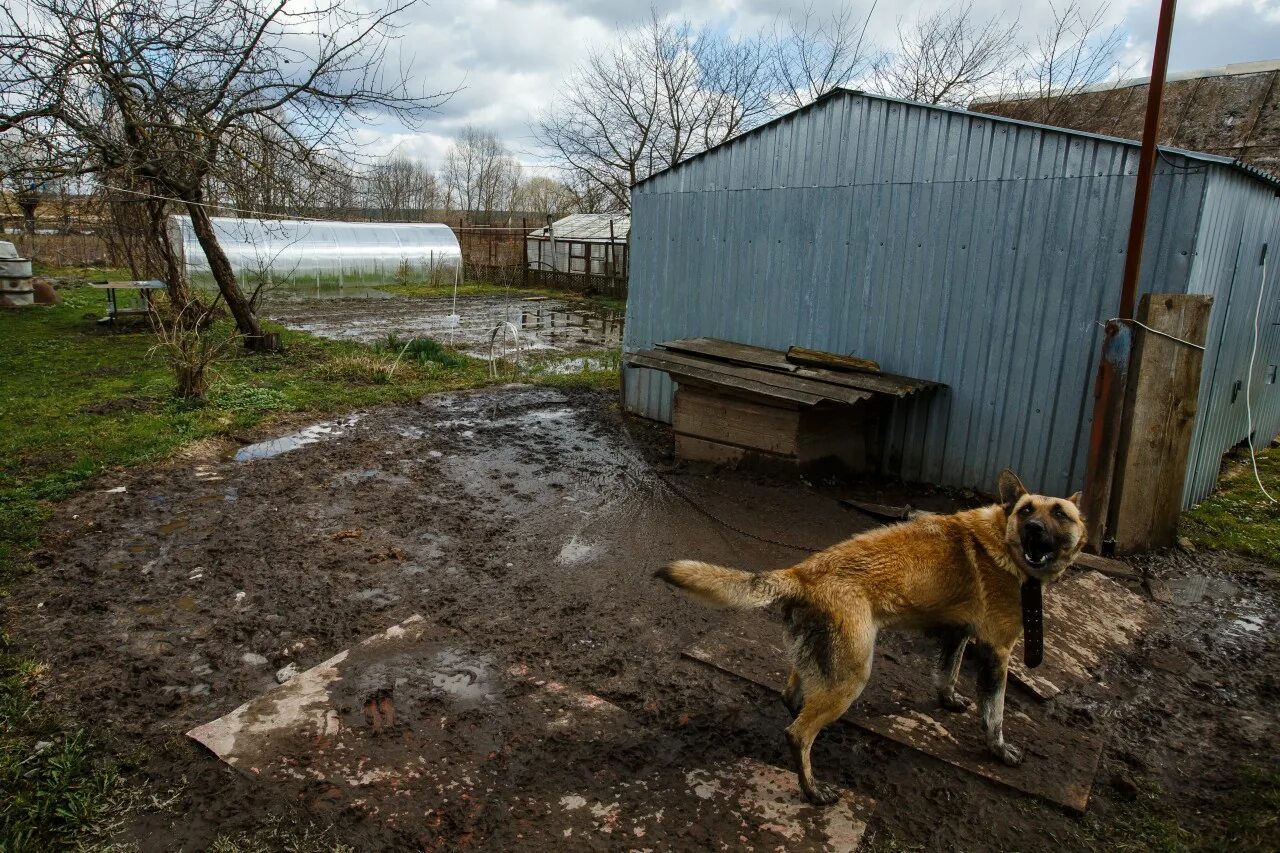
[170, 216, 462, 290]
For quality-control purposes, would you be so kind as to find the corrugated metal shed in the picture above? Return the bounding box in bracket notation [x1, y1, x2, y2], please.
[622, 89, 1280, 506]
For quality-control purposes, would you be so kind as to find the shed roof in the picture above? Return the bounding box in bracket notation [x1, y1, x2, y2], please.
[529, 213, 630, 242]
[633, 87, 1280, 193]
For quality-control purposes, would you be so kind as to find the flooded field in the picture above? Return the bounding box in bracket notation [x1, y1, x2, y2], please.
[266, 292, 624, 359]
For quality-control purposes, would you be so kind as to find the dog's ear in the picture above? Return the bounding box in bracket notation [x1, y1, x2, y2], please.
[1067, 491, 1083, 508]
[997, 469, 1027, 511]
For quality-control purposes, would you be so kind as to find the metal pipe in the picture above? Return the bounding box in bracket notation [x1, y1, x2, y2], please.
[1117, 0, 1179, 320]
[1081, 0, 1178, 551]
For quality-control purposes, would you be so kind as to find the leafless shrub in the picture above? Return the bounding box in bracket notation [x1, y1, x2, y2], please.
[147, 298, 239, 400]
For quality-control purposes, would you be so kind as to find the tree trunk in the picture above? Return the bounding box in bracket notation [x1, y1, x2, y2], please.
[184, 199, 273, 350]
[146, 200, 201, 325]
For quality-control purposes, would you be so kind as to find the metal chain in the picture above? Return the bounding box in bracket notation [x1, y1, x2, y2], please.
[655, 473, 818, 553]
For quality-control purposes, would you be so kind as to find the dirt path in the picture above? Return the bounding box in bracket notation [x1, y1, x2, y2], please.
[6, 387, 1277, 850]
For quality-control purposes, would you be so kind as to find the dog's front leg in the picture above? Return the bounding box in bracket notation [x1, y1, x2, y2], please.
[932, 629, 972, 712]
[975, 643, 1022, 766]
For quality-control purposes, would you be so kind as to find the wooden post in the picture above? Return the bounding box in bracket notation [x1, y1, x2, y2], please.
[1107, 293, 1214, 553]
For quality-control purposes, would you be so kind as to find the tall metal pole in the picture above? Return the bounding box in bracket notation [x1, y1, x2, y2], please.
[1081, 0, 1179, 551]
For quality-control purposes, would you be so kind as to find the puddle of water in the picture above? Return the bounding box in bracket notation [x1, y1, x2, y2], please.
[234, 414, 363, 462]
[532, 356, 616, 375]
[518, 408, 575, 424]
[157, 516, 190, 535]
[267, 294, 624, 358]
[428, 648, 498, 706]
[557, 537, 602, 566]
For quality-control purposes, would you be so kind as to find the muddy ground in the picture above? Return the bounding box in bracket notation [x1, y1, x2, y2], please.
[6, 387, 1278, 850]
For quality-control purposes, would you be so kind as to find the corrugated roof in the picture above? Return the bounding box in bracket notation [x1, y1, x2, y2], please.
[632, 88, 1280, 193]
[529, 213, 630, 242]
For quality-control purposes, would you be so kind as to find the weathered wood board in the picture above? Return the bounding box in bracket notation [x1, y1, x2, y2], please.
[656, 338, 939, 398]
[1109, 293, 1213, 553]
[189, 615, 877, 850]
[630, 349, 872, 406]
[1008, 570, 1152, 699]
[685, 622, 1104, 812]
[786, 345, 881, 375]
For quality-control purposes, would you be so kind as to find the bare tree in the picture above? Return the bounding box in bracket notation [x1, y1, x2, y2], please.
[770, 3, 880, 109]
[512, 176, 577, 218]
[0, 0, 449, 348]
[873, 3, 1020, 106]
[1002, 0, 1126, 122]
[442, 127, 521, 219]
[533, 13, 774, 211]
[366, 154, 441, 221]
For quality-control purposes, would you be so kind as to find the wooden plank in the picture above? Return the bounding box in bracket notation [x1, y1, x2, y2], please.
[684, 621, 1104, 813]
[786, 345, 881, 374]
[1073, 552, 1140, 581]
[674, 387, 800, 456]
[677, 434, 772, 465]
[1108, 294, 1213, 553]
[658, 338, 937, 398]
[626, 352, 826, 405]
[1007, 571, 1152, 700]
[627, 349, 871, 406]
[189, 615, 879, 847]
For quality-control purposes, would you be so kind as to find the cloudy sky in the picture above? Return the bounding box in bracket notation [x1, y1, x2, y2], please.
[356, 0, 1280, 171]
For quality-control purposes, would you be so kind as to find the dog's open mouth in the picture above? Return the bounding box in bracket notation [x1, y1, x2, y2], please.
[1023, 550, 1054, 568]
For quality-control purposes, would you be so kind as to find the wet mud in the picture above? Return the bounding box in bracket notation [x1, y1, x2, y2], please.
[6, 386, 1278, 850]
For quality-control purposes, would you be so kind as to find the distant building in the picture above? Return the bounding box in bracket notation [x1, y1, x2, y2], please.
[971, 59, 1280, 177]
[526, 214, 630, 278]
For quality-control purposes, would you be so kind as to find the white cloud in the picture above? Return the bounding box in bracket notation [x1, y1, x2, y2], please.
[354, 0, 1276, 166]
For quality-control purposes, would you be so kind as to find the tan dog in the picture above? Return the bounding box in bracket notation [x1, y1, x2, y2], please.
[657, 470, 1086, 805]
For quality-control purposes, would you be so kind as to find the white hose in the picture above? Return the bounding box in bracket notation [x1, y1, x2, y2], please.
[1245, 250, 1277, 503]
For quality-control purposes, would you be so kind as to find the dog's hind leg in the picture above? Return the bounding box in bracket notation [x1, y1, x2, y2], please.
[784, 614, 875, 806]
[932, 627, 973, 712]
[782, 670, 803, 719]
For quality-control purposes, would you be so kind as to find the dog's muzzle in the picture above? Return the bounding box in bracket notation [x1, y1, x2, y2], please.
[1020, 520, 1057, 570]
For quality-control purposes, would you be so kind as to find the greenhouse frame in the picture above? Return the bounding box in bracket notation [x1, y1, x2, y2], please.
[170, 216, 462, 289]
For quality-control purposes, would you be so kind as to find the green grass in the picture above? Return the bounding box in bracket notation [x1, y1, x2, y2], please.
[380, 334, 467, 369]
[1181, 442, 1280, 564]
[521, 348, 621, 392]
[0, 630, 145, 851]
[378, 279, 628, 313]
[207, 815, 355, 853]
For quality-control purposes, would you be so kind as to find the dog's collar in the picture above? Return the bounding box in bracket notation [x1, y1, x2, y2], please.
[1021, 578, 1044, 668]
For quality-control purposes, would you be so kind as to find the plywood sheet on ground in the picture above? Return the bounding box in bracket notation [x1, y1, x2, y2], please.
[685, 622, 1103, 812]
[1008, 571, 1153, 700]
[189, 615, 876, 850]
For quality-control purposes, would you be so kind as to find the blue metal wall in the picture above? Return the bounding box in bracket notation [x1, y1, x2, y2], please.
[1182, 169, 1280, 506]
[623, 91, 1219, 499]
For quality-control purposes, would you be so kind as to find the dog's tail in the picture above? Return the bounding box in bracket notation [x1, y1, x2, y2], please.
[656, 560, 797, 609]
